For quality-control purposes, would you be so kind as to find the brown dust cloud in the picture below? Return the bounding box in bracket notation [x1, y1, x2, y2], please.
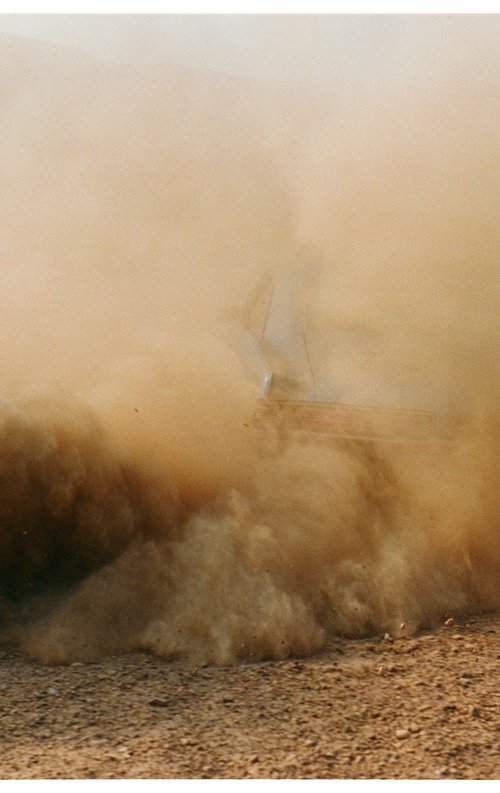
[0, 18, 499, 665]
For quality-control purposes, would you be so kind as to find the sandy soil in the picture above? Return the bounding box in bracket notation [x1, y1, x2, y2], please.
[0, 612, 498, 780]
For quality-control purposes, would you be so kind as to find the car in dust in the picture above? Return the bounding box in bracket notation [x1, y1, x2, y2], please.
[243, 270, 461, 456]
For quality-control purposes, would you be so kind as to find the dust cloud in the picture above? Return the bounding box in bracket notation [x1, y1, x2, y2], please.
[0, 17, 499, 665]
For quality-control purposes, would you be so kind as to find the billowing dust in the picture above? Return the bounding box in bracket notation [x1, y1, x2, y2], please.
[0, 19, 499, 665]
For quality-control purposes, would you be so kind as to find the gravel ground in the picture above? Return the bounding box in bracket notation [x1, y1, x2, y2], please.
[0, 612, 498, 780]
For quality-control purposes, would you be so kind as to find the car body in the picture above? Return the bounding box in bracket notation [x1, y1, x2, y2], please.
[244, 271, 460, 454]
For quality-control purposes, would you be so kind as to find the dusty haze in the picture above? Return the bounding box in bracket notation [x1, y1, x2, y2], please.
[0, 16, 499, 665]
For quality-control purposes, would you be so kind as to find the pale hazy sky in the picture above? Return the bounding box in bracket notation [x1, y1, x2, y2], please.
[0, 12, 496, 93]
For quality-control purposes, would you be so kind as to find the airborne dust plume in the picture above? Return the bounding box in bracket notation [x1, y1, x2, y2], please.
[0, 18, 499, 665]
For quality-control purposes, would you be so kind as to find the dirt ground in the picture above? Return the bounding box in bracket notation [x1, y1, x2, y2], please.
[0, 611, 498, 780]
